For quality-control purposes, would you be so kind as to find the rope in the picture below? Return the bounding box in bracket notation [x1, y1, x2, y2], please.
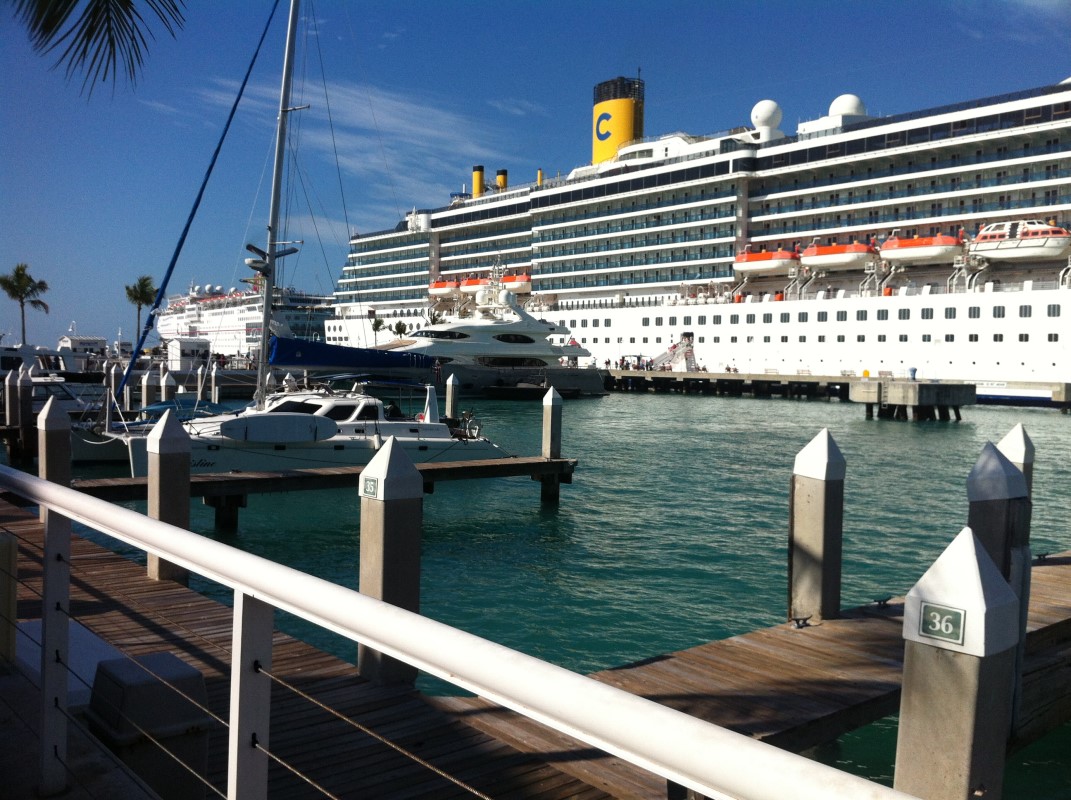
[256, 663, 494, 799]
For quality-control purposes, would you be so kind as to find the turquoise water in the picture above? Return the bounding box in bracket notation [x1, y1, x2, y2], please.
[78, 393, 1071, 796]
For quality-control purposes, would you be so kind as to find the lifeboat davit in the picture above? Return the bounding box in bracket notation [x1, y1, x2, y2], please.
[501, 273, 532, 293]
[799, 238, 878, 271]
[459, 277, 491, 294]
[880, 229, 966, 266]
[428, 279, 460, 297]
[968, 219, 1071, 263]
[733, 245, 800, 277]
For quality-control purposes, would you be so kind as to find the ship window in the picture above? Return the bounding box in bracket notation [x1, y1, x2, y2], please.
[747, 336, 754, 343]
[730, 336, 738, 343]
[899, 334, 908, 342]
[605, 319, 611, 327]
[798, 312, 808, 322]
[1047, 304, 1061, 317]
[921, 308, 934, 320]
[922, 334, 932, 342]
[713, 315, 722, 325]
[1019, 305, 1032, 318]
[1049, 333, 1059, 342]
[764, 336, 771, 343]
[698, 316, 707, 325]
[698, 337, 705, 343]
[570, 320, 577, 327]
[592, 320, 599, 328]
[878, 334, 886, 342]
[270, 400, 323, 415]
[836, 335, 845, 343]
[857, 335, 865, 342]
[1019, 333, 1029, 342]
[763, 313, 773, 323]
[877, 309, 888, 321]
[799, 336, 806, 343]
[581, 320, 588, 327]
[817, 311, 828, 322]
[818, 335, 826, 343]
[642, 318, 650, 326]
[969, 307, 981, 319]
[413, 330, 470, 340]
[994, 333, 1004, 342]
[325, 406, 360, 421]
[779, 313, 789, 323]
[746, 314, 756, 324]
[730, 315, 739, 324]
[669, 317, 677, 325]
[993, 306, 1005, 318]
[969, 334, 979, 342]
[945, 334, 955, 342]
[655, 317, 664, 325]
[945, 307, 956, 320]
[836, 311, 847, 322]
[856, 310, 867, 321]
[899, 309, 910, 320]
[493, 334, 536, 344]
[713, 336, 720, 343]
[780, 336, 787, 343]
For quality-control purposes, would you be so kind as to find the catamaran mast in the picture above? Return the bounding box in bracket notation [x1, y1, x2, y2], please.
[253, 0, 301, 410]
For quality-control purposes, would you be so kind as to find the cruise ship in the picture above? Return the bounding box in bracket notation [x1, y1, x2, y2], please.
[329, 77, 1071, 405]
[156, 282, 333, 357]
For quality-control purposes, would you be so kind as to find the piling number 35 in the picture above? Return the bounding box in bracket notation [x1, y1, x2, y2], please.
[919, 602, 966, 645]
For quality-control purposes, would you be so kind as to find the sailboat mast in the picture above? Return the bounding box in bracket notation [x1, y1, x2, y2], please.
[254, 0, 301, 410]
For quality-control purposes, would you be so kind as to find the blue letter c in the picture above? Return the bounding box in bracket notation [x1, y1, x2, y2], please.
[595, 112, 612, 141]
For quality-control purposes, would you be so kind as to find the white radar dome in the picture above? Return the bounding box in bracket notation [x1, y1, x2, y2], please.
[751, 99, 783, 129]
[829, 94, 866, 117]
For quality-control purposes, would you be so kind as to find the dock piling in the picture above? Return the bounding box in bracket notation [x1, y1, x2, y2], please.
[539, 388, 564, 503]
[147, 410, 190, 585]
[997, 423, 1034, 497]
[3, 369, 16, 427]
[894, 527, 1020, 800]
[788, 429, 845, 623]
[445, 373, 459, 419]
[357, 437, 423, 686]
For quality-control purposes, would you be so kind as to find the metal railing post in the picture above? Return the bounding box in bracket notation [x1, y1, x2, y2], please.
[228, 591, 274, 800]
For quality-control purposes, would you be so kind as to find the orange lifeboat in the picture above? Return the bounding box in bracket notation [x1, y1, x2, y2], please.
[500, 272, 532, 293]
[880, 229, 965, 266]
[428, 279, 460, 297]
[733, 244, 800, 277]
[968, 219, 1071, 262]
[459, 276, 491, 294]
[799, 238, 878, 271]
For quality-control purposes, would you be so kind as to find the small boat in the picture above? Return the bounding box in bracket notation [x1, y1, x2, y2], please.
[733, 244, 800, 276]
[460, 277, 491, 294]
[880, 229, 966, 265]
[428, 279, 461, 297]
[800, 238, 878, 271]
[968, 219, 1071, 263]
[500, 272, 533, 293]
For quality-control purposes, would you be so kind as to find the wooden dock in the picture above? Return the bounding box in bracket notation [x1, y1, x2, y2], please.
[5, 496, 1070, 798]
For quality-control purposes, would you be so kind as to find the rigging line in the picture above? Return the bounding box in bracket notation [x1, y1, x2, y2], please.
[115, 0, 285, 400]
[308, 0, 351, 238]
[256, 664, 495, 800]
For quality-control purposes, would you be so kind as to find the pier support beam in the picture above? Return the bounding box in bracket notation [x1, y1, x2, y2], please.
[147, 410, 190, 585]
[357, 437, 423, 686]
[788, 428, 845, 624]
[894, 527, 1020, 800]
[539, 388, 564, 504]
[204, 494, 247, 533]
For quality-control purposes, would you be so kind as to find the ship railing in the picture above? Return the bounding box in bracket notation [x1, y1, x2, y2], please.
[0, 465, 911, 800]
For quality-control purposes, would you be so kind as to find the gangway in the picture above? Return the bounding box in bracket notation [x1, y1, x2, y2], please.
[649, 332, 698, 372]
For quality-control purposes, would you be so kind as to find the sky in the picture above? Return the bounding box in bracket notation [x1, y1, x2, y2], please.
[2, 0, 1070, 348]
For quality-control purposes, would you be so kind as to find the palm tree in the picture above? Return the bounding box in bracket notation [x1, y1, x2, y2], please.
[125, 275, 157, 336]
[11, 0, 185, 94]
[370, 317, 385, 345]
[0, 263, 50, 344]
[391, 321, 409, 339]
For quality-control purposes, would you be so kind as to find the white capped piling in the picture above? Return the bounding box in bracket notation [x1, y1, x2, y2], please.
[4, 369, 17, 426]
[146, 410, 190, 585]
[422, 385, 440, 423]
[894, 527, 1020, 800]
[140, 368, 157, 407]
[445, 374, 460, 419]
[540, 387, 564, 503]
[967, 441, 1033, 731]
[107, 362, 122, 406]
[210, 362, 220, 404]
[788, 428, 845, 623]
[36, 397, 72, 794]
[194, 364, 205, 401]
[17, 368, 34, 464]
[357, 437, 423, 686]
[997, 423, 1034, 497]
[159, 364, 176, 402]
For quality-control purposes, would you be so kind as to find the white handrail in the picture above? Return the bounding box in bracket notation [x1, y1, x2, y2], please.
[0, 464, 915, 800]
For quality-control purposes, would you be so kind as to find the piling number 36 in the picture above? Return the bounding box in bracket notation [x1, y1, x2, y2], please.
[919, 602, 966, 645]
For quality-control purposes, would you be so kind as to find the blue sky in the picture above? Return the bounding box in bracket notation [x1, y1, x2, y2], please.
[2, 0, 1070, 348]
